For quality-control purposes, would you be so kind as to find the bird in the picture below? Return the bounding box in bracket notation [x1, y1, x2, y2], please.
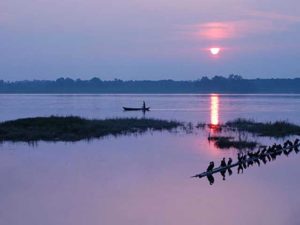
[227, 158, 233, 166]
[237, 153, 243, 162]
[206, 161, 214, 172]
[220, 158, 226, 168]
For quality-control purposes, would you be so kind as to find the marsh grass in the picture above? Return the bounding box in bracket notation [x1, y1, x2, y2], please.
[0, 116, 183, 142]
[225, 118, 300, 137]
[208, 136, 257, 150]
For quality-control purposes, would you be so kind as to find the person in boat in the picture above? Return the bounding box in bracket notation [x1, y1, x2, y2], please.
[142, 101, 146, 110]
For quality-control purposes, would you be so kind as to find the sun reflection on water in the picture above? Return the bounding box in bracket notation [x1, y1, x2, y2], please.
[211, 94, 219, 126]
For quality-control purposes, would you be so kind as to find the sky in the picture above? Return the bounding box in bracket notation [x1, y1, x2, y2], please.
[0, 0, 300, 81]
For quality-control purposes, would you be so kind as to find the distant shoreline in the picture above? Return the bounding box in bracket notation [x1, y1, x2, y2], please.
[1, 76, 300, 94]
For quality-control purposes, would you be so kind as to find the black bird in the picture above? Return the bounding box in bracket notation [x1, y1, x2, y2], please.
[227, 158, 233, 166]
[248, 152, 254, 158]
[220, 158, 226, 168]
[206, 161, 214, 172]
[237, 153, 242, 162]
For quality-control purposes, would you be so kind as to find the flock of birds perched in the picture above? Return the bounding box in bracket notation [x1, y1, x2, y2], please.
[193, 138, 300, 185]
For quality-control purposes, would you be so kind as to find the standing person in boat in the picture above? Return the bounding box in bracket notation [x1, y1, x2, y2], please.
[143, 101, 146, 110]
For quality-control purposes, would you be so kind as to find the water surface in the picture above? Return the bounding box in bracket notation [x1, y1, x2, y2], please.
[0, 94, 300, 225]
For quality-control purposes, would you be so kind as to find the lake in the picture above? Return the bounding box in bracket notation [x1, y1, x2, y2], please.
[0, 94, 300, 225]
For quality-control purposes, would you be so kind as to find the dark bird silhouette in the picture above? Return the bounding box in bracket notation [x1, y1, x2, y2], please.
[237, 153, 243, 162]
[220, 158, 226, 168]
[227, 158, 233, 166]
[206, 161, 214, 172]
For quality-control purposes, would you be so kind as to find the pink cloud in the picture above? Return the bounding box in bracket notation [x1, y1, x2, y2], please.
[182, 11, 300, 41]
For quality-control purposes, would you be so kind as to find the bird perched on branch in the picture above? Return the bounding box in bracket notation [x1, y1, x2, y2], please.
[220, 158, 226, 168]
[206, 161, 214, 172]
[227, 158, 233, 166]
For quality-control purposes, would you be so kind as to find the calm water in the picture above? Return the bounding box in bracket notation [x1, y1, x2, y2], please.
[0, 94, 300, 225]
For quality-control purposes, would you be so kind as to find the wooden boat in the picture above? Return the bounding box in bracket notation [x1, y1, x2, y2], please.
[123, 107, 150, 111]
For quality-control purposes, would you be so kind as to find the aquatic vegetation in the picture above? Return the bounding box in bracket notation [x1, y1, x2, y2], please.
[195, 123, 206, 129]
[208, 135, 257, 150]
[0, 116, 183, 142]
[225, 118, 300, 137]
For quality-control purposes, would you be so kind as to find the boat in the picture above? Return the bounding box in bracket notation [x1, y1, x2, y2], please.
[123, 107, 150, 111]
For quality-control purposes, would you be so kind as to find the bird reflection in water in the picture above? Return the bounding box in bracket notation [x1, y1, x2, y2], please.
[207, 174, 215, 185]
[220, 169, 226, 180]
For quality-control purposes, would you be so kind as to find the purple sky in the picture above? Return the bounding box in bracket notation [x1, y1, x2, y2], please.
[1, 0, 300, 80]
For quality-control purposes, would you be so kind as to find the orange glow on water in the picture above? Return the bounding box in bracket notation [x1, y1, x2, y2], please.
[210, 94, 219, 126]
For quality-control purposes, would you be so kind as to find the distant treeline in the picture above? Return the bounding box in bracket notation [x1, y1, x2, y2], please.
[1, 75, 300, 93]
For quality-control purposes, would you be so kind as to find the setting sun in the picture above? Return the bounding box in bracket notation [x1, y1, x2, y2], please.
[210, 47, 220, 55]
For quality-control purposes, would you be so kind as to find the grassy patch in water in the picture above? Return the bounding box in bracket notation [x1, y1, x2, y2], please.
[208, 135, 257, 150]
[0, 116, 183, 142]
[225, 118, 300, 137]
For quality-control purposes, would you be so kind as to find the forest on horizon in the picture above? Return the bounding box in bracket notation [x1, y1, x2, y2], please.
[1, 75, 300, 93]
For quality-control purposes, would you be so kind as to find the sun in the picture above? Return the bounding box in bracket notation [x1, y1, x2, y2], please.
[210, 47, 220, 55]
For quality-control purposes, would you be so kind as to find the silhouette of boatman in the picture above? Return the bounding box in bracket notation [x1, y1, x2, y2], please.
[143, 101, 146, 109]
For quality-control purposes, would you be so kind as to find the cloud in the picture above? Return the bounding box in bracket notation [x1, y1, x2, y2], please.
[182, 11, 300, 41]
[248, 10, 300, 23]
